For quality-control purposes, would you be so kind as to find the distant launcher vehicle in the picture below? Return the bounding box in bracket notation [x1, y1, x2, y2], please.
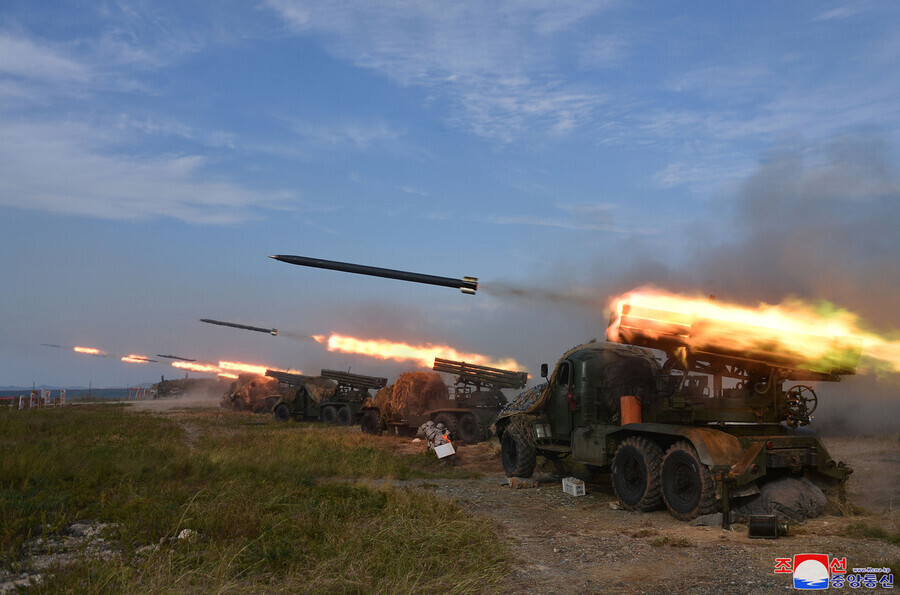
[268, 369, 388, 425]
[360, 358, 528, 444]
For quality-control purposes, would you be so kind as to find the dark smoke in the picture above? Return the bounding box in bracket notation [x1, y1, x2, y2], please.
[280, 330, 319, 343]
[486, 134, 900, 435]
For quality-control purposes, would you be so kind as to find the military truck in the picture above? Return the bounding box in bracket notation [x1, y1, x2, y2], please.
[494, 300, 857, 522]
[360, 358, 528, 444]
[268, 369, 388, 425]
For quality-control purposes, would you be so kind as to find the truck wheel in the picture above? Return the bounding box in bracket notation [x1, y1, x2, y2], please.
[433, 413, 457, 436]
[456, 414, 481, 444]
[336, 406, 353, 426]
[611, 436, 664, 511]
[660, 441, 717, 521]
[273, 403, 291, 422]
[360, 409, 385, 435]
[321, 406, 337, 425]
[501, 430, 536, 478]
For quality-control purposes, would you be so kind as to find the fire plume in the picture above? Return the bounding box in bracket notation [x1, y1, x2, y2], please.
[608, 288, 900, 375]
[172, 361, 221, 374]
[219, 361, 271, 376]
[121, 354, 153, 364]
[74, 346, 104, 356]
[218, 372, 239, 380]
[314, 333, 523, 370]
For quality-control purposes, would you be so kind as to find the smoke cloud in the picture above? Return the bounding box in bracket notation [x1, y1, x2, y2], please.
[486, 133, 900, 435]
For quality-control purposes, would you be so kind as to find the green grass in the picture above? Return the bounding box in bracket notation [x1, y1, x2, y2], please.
[0, 407, 508, 592]
[845, 521, 900, 546]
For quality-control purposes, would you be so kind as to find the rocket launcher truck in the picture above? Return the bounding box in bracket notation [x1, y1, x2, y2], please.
[360, 358, 528, 444]
[268, 369, 388, 426]
[494, 300, 859, 523]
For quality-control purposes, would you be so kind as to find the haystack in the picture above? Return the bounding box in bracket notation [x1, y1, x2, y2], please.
[221, 375, 281, 411]
[374, 371, 448, 417]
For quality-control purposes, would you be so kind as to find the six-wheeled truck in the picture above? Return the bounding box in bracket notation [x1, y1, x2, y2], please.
[360, 358, 528, 443]
[494, 301, 857, 522]
[268, 369, 388, 425]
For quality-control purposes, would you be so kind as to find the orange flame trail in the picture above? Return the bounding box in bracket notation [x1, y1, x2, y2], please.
[314, 333, 523, 370]
[172, 361, 222, 374]
[74, 346, 105, 356]
[219, 361, 273, 376]
[608, 288, 900, 375]
[121, 354, 153, 364]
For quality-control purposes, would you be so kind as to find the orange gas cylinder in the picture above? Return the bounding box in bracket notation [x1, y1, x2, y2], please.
[620, 395, 642, 425]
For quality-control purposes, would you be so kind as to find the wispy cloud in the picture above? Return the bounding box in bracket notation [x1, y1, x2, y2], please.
[288, 120, 402, 149]
[478, 202, 652, 234]
[0, 33, 91, 82]
[263, 0, 618, 141]
[0, 120, 296, 224]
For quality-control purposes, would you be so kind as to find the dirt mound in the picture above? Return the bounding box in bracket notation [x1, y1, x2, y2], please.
[221, 375, 281, 413]
[375, 371, 448, 417]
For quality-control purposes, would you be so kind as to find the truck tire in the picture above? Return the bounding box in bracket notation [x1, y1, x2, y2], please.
[501, 430, 536, 478]
[336, 406, 353, 426]
[456, 414, 481, 444]
[321, 406, 337, 425]
[660, 441, 717, 521]
[360, 409, 385, 435]
[273, 403, 291, 422]
[433, 413, 457, 436]
[611, 436, 664, 511]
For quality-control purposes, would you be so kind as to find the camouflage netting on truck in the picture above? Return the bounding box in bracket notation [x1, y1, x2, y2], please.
[221, 375, 281, 412]
[495, 341, 658, 427]
[374, 371, 448, 418]
[302, 377, 337, 403]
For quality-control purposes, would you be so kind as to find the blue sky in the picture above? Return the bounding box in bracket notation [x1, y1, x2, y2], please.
[2, 1, 899, 392]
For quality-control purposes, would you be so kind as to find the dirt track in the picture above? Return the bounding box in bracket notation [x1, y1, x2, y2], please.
[395, 436, 899, 594]
[129, 399, 898, 593]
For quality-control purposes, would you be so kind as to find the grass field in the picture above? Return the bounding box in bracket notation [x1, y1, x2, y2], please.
[0, 406, 509, 592]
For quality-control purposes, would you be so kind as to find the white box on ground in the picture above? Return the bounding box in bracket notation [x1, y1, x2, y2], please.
[434, 442, 456, 459]
[562, 477, 585, 496]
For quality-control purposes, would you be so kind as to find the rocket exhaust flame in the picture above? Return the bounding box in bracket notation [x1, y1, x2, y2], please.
[608, 288, 900, 375]
[74, 346, 106, 357]
[219, 361, 272, 376]
[121, 354, 157, 364]
[313, 333, 523, 370]
[172, 361, 222, 374]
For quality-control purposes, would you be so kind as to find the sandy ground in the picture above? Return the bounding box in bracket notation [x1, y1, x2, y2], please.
[128, 399, 899, 593]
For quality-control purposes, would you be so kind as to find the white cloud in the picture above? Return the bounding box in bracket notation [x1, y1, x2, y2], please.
[288, 120, 402, 149]
[479, 202, 649, 234]
[263, 0, 617, 140]
[0, 120, 295, 224]
[0, 33, 91, 82]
